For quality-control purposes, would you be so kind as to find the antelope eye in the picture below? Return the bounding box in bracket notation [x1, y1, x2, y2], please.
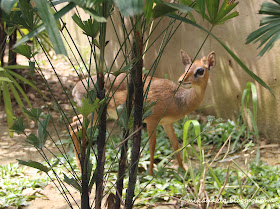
[194, 68, 205, 77]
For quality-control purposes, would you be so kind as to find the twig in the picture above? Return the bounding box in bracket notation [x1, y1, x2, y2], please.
[114, 126, 143, 149]
[213, 162, 232, 209]
[207, 133, 232, 171]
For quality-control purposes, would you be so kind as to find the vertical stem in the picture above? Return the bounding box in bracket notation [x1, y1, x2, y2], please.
[0, 10, 6, 66]
[125, 16, 143, 209]
[115, 75, 134, 209]
[95, 2, 108, 209]
[81, 126, 90, 209]
[8, 29, 17, 66]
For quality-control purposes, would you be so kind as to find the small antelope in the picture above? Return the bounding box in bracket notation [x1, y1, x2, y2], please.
[69, 50, 216, 175]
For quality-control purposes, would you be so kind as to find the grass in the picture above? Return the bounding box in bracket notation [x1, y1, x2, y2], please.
[0, 163, 48, 208]
[5, 115, 280, 209]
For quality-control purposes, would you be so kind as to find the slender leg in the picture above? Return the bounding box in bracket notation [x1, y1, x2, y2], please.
[162, 123, 184, 170]
[147, 122, 157, 176]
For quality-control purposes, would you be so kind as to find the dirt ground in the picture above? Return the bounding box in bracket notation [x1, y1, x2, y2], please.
[1, 55, 280, 209]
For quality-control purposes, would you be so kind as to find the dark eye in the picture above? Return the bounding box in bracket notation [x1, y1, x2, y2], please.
[194, 68, 205, 77]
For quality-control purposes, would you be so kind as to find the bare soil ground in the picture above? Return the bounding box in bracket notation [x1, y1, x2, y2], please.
[1, 55, 280, 209]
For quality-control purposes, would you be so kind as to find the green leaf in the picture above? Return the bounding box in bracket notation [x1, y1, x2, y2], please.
[83, 8, 107, 22]
[114, 0, 143, 17]
[76, 98, 100, 118]
[112, 63, 132, 76]
[6, 69, 42, 97]
[18, 0, 34, 29]
[63, 173, 82, 192]
[0, 0, 18, 14]
[18, 159, 51, 173]
[2, 81, 13, 137]
[116, 104, 129, 129]
[23, 108, 42, 121]
[3, 65, 29, 69]
[246, 21, 280, 44]
[0, 77, 12, 82]
[88, 169, 96, 192]
[144, 0, 154, 23]
[164, 2, 192, 13]
[258, 32, 280, 56]
[33, 0, 67, 55]
[38, 115, 50, 147]
[29, 61, 35, 75]
[206, 0, 219, 21]
[11, 118, 26, 134]
[5, 26, 16, 36]
[13, 3, 75, 49]
[26, 133, 41, 148]
[183, 120, 202, 163]
[167, 14, 274, 95]
[260, 16, 280, 26]
[6, 80, 30, 122]
[215, 0, 239, 25]
[152, 1, 192, 19]
[259, 1, 280, 16]
[6, 73, 33, 108]
[246, 1, 280, 56]
[196, 0, 205, 19]
[219, 11, 239, 25]
[179, 0, 194, 6]
[152, 3, 176, 19]
[13, 44, 32, 59]
[71, 0, 107, 22]
[72, 14, 100, 38]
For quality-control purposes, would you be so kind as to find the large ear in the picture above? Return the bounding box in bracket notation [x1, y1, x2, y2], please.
[207, 51, 216, 70]
[180, 50, 192, 66]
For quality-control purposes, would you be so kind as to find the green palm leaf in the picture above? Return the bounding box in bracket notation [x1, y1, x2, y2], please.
[246, 1, 280, 56]
[0, 0, 18, 14]
[13, 3, 75, 50]
[2, 81, 13, 137]
[33, 0, 67, 55]
[5, 73, 32, 108]
[191, 0, 239, 25]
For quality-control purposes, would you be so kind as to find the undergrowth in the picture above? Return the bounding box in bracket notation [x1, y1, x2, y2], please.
[5, 115, 280, 208]
[0, 163, 48, 208]
[53, 116, 280, 208]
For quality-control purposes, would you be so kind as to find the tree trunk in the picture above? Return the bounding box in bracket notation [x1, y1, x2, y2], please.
[125, 23, 143, 209]
[115, 75, 134, 209]
[95, 2, 108, 208]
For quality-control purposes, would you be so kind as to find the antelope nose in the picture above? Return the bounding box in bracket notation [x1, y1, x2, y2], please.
[178, 74, 184, 83]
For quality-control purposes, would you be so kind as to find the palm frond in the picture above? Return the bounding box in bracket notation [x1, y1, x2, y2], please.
[246, 1, 280, 56]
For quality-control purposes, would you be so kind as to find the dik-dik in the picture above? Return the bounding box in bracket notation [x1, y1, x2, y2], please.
[69, 50, 216, 175]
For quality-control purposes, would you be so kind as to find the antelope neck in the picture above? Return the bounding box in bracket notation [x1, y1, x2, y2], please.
[175, 84, 206, 114]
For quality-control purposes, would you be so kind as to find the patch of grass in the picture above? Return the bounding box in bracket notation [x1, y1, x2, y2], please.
[0, 163, 48, 208]
[174, 116, 254, 152]
[134, 160, 280, 208]
[132, 117, 280, 208]
[13, 114, 279, 209]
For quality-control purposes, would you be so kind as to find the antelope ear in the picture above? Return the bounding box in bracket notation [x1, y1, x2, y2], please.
[180, 50, 192, 66]
[207, 51, 216, 70]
